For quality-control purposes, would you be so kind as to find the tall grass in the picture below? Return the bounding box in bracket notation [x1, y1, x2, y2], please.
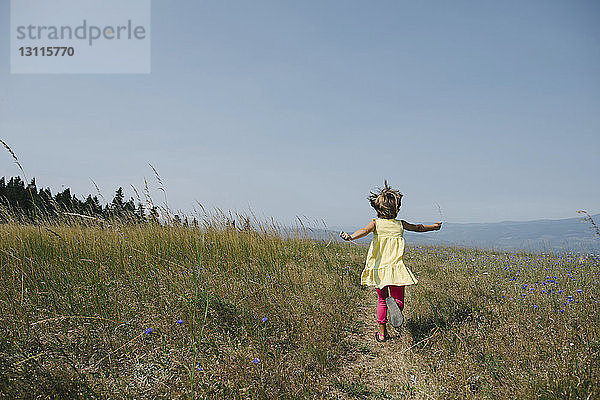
[372, 246, 600, 399]
[0, 139, 366, 397]
[0, 216, 364, 399]
[1, 215, 599, 398]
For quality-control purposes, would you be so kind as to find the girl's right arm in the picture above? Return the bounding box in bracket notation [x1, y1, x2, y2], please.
[339, 219, 376, 241]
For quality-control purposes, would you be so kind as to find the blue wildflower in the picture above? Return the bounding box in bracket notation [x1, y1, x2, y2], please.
[144, 328, 153, 335]
[252, 358, 260, 364]
[262, 317, 268, 322]
[176, 319, 184, 325]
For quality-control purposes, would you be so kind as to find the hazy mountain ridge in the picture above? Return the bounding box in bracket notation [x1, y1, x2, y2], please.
[317, 214, 600, 253]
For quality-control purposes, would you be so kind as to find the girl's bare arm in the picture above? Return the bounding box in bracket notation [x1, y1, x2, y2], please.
[339, 220, 376, 241]
[402, 220, 442, 232]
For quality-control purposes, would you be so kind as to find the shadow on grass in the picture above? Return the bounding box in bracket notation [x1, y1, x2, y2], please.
[0, 334, 101, 399]
[334, 378, 393, 400]
[405, 296, 477, 345]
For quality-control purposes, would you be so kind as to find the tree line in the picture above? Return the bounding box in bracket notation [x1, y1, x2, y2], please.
[0, 176, 160, 223]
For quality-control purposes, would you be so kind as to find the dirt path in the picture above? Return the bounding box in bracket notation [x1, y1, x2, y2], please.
[328, 288, 436, 400]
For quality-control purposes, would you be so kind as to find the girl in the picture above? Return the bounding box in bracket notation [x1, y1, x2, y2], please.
[340, 181, 441, 342]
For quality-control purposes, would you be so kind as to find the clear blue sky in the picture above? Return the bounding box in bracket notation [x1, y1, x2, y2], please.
[1, 0, 599, 228]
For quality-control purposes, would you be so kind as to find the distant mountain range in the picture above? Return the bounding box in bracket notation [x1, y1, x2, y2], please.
[312, 214, 600, 254]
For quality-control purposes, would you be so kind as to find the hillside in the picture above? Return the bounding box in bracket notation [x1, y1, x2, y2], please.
[1, 220, 598, 398]
[332, 214, 600, 253]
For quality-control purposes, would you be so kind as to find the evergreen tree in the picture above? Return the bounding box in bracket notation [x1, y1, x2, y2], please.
[173, 214, 182, 226]
[149, 206, 159, 224]
[55, 188, 73, 211]
[135, 203, 146, 222]
[83, 195, 103, 215]
[0, 176, 7, 206]
[124, 197, 136, 214]
[111, 187, 125, 216]
[6, 177, 27, 213]
[38, 187, 54, 215]
[0, 176, 158, 224]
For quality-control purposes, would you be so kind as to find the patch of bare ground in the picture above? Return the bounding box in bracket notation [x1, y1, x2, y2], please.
[328, 287, 439, 400]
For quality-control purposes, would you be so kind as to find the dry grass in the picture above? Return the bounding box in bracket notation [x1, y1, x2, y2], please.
[0, 218, 364, 399]
[333, 246, 600, 400]
[0, 216, 598, 399]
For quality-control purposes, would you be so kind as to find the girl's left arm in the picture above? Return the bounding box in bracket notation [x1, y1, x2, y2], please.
[340, 220, 376, 241]
[402, 220, 442, 232]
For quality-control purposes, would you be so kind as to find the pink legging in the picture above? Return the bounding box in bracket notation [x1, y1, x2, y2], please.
[376, 285, 405, 324]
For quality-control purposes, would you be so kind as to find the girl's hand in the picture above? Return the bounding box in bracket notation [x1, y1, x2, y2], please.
[340, 221, 375, 241]
[433, 221, 442, 230]
[339, 231, 352, 241]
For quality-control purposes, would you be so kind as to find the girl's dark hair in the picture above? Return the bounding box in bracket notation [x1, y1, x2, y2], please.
[368, 180, 403, 219]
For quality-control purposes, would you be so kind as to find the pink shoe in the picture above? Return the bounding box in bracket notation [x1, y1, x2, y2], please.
[375, 332, 389, 342]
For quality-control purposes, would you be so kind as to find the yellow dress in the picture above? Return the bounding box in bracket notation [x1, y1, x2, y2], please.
[360, 218, 418, 289]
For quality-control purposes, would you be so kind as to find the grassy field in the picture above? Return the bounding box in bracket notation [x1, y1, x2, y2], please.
[0, 218, 598, 399]
[382, 245, 600, 399]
